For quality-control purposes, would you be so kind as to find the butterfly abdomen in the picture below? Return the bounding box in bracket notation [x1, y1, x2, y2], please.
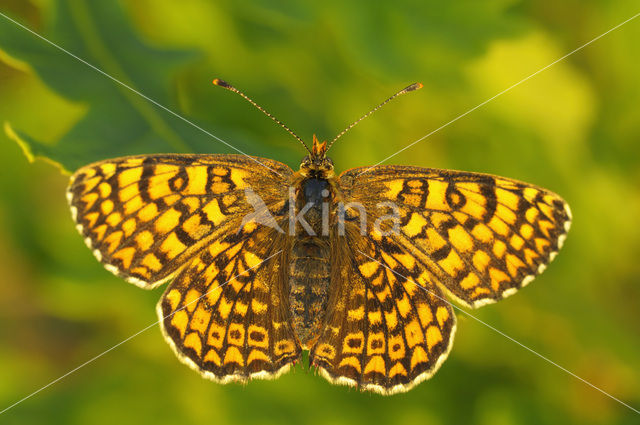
[288, 177, 333, 347]
[289, 238, 330, 347]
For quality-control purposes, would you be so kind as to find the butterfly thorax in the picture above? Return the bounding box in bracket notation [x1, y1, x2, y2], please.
[288, 136, 337, 348]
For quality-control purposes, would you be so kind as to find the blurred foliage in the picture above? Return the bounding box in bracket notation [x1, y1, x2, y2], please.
[0, 0, 639, 424]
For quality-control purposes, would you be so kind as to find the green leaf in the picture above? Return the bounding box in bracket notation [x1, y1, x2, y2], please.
[0, 0, 202, 171]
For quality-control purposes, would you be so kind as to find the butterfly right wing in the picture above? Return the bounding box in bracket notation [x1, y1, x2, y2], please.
[310, 235, 456, 394]
[158, 222, 302, 382]
[311, 165, 571, 394]
[67, 154, 292, 288]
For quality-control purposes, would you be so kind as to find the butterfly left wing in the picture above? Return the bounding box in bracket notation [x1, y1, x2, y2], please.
[67, 154, 291, 288]
[68, 153, 301, 381]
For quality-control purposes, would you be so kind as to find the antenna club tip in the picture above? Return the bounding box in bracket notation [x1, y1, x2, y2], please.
[407, 82, 424, 92]
[212, 78, 231, 88]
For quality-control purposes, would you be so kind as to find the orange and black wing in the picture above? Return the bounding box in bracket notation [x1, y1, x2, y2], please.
[339, 166, 571, 308]
[310, 165, 570, 394]
[68, 154, 302, 381]
[311, 235, 455, 394]
[158, 222, 301, 382]
[67, 154, 291, 288]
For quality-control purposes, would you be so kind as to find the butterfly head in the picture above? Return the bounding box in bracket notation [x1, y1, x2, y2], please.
[299, 134, 334, 178]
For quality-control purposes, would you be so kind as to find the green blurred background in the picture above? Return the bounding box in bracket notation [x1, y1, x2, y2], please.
[0, 1, 638, 424]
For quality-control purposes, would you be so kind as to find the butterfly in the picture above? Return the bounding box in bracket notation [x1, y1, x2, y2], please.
[67, 80, 571, 394]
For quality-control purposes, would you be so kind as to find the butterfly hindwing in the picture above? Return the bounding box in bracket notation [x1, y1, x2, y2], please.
[311, 236, 456, 394]
[339, 166, 572, 308]
[67, 154, 292, 288]
[158, 223, 301, 382]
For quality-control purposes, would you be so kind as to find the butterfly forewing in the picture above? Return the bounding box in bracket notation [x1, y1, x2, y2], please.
[67, 154, 291, 288]
[339, 166, 572, 308]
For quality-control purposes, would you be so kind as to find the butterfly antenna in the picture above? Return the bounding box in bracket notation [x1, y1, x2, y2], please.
[326, 82, 423, 152]
[213, 79, 311, 154]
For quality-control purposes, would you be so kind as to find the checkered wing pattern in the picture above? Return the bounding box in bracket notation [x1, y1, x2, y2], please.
[310, 165, 571, 393]
[68, 154, 301, 381]
[157, 224, 301, 382]
[67, 154, 290, 288]
[311, 236, 456, 394]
